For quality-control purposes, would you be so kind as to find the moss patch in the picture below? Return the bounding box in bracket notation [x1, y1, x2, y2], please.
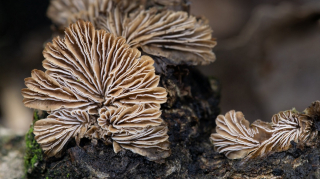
[24, 110, 44, 176]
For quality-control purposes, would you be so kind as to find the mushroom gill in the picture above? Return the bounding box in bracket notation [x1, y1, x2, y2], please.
[22, 20, 169, 161]
[210, 110, 273, 159]
[210, 110, 316, 160]
[250, 111, 316, 158]
[47, 0, 216, 65]
[33, 110, 93, 157]
[97, 104, 170, 161]
[22, 20, 167, 114]
[47, 0, 144, 30]
[96, 8, 216, 65]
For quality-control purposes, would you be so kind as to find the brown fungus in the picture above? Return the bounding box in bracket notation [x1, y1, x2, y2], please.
[22, 20, 167, 114]
[248, 111, 317, 159]
[210, 109, 316, 160]
[96, 8, 216, 65]
[22, 20, 169, 161]
[210, 110, 273, 159]
[22, 69, 92, 112]
[47, 0, 144, 30]
[47, 0, 216, 65]
[33, 110, 94, 157]
[97, 104, 170, 160]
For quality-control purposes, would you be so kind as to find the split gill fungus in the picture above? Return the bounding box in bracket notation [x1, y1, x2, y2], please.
[47, 0, 217, 65]
[47, 0, 145, 30]
[210, 107, 318, 160]
[22, 20, 170, 161]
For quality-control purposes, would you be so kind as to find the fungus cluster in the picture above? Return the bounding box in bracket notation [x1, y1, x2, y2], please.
[23, 0, 217, 161]
[47, 0, 144, 30]
[210, 107, 318, 160]
[47, 0, 216, 65]
[97, 8, 216, 65]
[22, 20, 169, 161]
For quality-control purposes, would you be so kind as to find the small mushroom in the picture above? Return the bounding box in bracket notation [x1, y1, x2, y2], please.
[114, 125, 170, 161]
[210, 110, 316, 160]
[33, 110, 93, 157]
[96, 8, 216, 65]
[47, 0, 144, 30]
[47, 0, 216, 65]
[97, 104, 170, 161]
[22, 20, 167, 114]
[251, 111, 316, 158]
[210, 110, 273, 159]
[98, 104, 163, 132]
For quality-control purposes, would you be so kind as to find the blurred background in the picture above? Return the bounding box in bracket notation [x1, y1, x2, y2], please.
[0, 0, 320, 133]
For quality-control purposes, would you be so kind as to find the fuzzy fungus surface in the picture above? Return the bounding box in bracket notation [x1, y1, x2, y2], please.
[21, 20, 169, 161]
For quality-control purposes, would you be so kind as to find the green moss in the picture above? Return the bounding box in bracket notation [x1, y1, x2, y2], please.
[24, 110, 44, 176]
[291, 107, 300, 114]
[67, 173, 70, 178]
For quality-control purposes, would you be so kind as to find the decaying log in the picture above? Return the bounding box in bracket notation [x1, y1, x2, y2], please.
[25, 59, 320, 178]
[25, 60, 221, 178]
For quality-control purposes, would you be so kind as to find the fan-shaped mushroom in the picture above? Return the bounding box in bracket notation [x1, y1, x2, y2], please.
[47, 0, 216, 65]
[47, 0, 144, 30]
[98, 104, 163, 132]
[98, 104, 170, 160]
[96, 8, 216, 65]
[22, 20, 167, 114]
[34, 110, 93, 157]
[251, 111, 316, 158]
[22, 20, 169, 161]
[210, 110, 316, 160]
[114, 125, 170, 161]
[210, 110, 273, 159]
